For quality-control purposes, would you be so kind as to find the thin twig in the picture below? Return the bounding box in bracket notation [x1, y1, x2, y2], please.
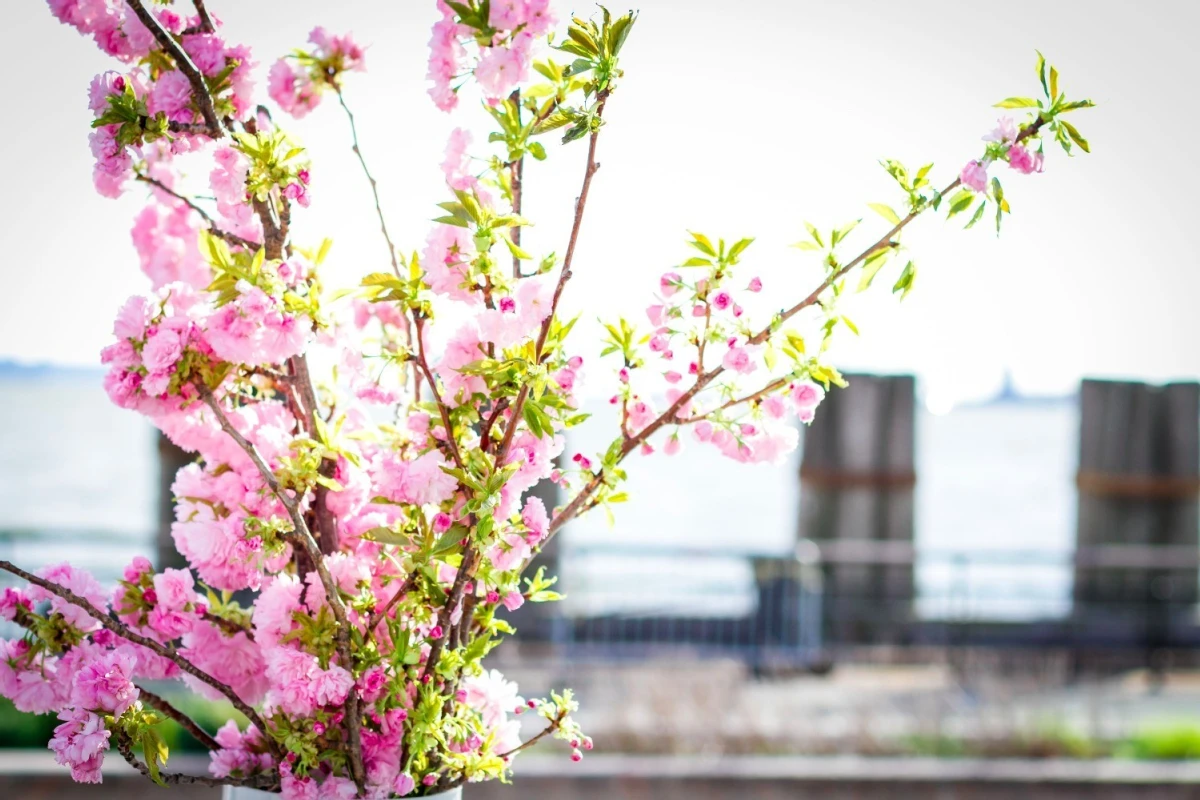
[0, 559, 274, 750]
[191, 0, 216, 33]
[126, 0, 223, 137]
[335, 87, 401, 279]
[496, 707, 569, 759]
[114, 732, 278, 790]
[135, 174, 260, 251]
[137, 685, 221, 751]
[535, 113, 1057, 548]
[412, 316, 466, 470]
[499, 92, 610, 465]
[196, 383, 364, 790]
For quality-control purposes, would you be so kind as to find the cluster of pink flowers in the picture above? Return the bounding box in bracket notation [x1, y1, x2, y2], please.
[960, 116, 1045, 193]
[427, 0, 555, 110]
[269, 27, 366, 118]
[11, 0, 1090, 795]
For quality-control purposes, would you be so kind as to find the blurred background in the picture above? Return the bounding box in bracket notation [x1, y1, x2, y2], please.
[4, 0, 1200, 797]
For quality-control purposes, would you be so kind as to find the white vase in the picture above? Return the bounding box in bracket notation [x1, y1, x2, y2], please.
[223, 787, 462, 800]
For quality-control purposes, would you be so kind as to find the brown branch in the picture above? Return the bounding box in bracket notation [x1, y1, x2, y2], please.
[366, 575, 415, 634]
[202, 611, 253, 641]
[420, 547, 476, 683]
[0, 559, 274, 750]
[684, 377, 790, 423]
[413, 315, 466, 470]
[126, 0, 223, 137]
[196, 382, 364, 791]
[137, 686, 220, 751]
[135, 174, 260, 251]
[191, 0, 216, 33]
[335, 87, 401, 279]
[113, 732, 278, 790]
[500, 92, 610, 465]
[509, 89, 525, 280]
[497, 707, 569, 758]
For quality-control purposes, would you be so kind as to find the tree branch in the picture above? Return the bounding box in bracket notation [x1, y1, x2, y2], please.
[412, 316, 466, 471]
[137, 686, 220, 751]
[113, 732, 278, 790]
[500, 93, 610, 465]
[135, 174, 260, 251]
[195, 383, 364, 791]
[191, 0, 216, 34]
[334, 87, 402, 279]
[496, 707, 569, 759]
[126, 0, 223, 137]
[0, 559, 274, 750]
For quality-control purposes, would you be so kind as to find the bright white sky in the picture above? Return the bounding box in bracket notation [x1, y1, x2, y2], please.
[3, 0, 1198, 409]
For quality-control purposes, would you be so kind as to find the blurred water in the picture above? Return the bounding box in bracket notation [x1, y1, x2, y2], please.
[0, 371, 1081, 618]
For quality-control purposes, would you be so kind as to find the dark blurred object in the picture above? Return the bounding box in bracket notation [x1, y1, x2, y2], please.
[798, 373, 916, 644]
[156, 432, 191, 570]
[1073, 379, 1199, 663]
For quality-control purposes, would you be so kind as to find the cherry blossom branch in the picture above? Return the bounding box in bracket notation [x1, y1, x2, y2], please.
[683, 376, 789, 423]
[195, 382, 365, 791]
[499, 93, 610, 465]
[191, 0, 216, 34]
[334, 87, 401, 279]
[421, 547, 476, 683]
[134, 174, 260, 250]
[497, 707, 569, 758]
[137, 685, 221, 751]
[537, 112, 1057, 545]
[0, 559, 274, 750]
[413, 315, 466, 470]
[366, 575, 415, 634]
[201, 610, 253, 640]
[113, 732, 278, 790]
[126, 0, 223, 138]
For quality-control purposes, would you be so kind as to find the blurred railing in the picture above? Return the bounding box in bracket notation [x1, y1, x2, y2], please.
[518, 540, 1200, 669]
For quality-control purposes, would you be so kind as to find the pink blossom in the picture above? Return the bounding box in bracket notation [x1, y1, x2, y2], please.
[660, 272, 682, 297]
[711, 291, 732, 311]
[664, 434, 682, 456]
[1008, 144, 1042, 175]
[49, 707, 110, 784]
[646, 304, 666, 327]
[269, 60, 321, 118]
[147, 69, 193, 119]
[747, 277, 763, 292]
[984, 116, 1018, 144]
[72, 648, 139, 715]
[28, 563, 107, 632]
[722, 344, 757, 375]
[960, 160, 989, 193]
[790, 380, 825, 412]
[502, 591, 525, 611]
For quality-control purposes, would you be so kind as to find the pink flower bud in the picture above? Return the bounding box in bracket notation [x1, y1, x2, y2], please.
[432, 512, 452, 533]
[571, 750, 583, 762]
[313, 722, 326, 736]
[487, 590, 500, 604]
[583, 736, 594, 750]
[422, 774, 438, 786]
[429, 625, 444, 639]
[748, 277, 762, 292]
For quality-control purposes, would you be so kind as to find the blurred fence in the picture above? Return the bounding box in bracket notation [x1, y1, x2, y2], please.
[511, 540, 1200, 670]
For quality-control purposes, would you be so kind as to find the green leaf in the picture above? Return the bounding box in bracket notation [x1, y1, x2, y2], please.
[857, 247, 891, 291]
[688, 231, 716, 257]
[791, 241, 821, 252]
[964, 199, 988, 230]
[680, 256, 711, 268]
[727, 237, 754, 262]
[1059, 120, 1090, 153]
[868, 203, 902, 226]
[892, 261, 917, 300]
[1035, 51, 1048, 96]
[141, 730, 169, 787]
[804, 222, 824, 248]
[840, 315, 859, 335]
[994, 97, 1038, 109]
[945, 189, 975, 218]
[1049, 65, 1059, 100]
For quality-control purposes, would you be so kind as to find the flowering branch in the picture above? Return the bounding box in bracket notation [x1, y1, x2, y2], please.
[136, 686, 221, 751]
[113, 733, 277, 790]
[196, 382, 365, 790]
[126, 0, 223, 137]
[191, 0, 217, 35]
[497, 707, 569, 758]
[334, 87, 401, 279]
[0, 559, 274, 750]
[134, 174, 261, 251]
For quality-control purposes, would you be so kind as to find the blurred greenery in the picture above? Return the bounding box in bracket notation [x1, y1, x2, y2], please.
[1118, 722, 1200, 761]
[0, 690, 245, 754]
